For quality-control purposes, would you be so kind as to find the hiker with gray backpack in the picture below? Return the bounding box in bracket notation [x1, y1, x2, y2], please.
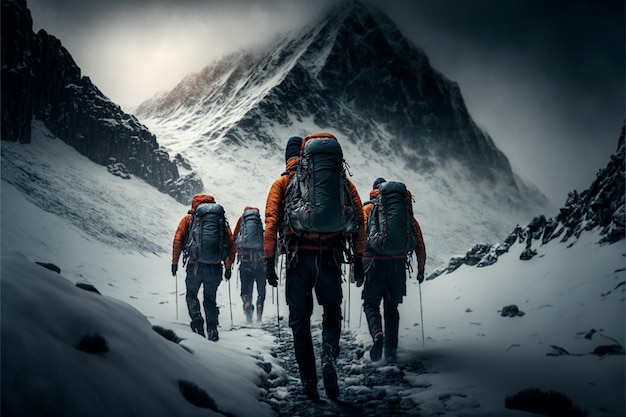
[361, 177, 426, 362]
[171, 193, 236, 341]
[264, 133, 366, 402]
[233, 206, 266, 323]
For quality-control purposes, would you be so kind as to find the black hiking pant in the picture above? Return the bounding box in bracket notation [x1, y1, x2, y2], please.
[185, 262, 222, 331]
[239, 259, 266, 311]
[362, 257, 406, 354]
[286, 249, 343, 384]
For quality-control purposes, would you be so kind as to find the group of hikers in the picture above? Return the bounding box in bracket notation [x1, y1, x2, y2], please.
[171, 133, 427, 402]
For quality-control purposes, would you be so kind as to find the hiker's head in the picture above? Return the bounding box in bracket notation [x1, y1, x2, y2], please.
[285, 136, 303, 163]
[372, 177, 386, 190]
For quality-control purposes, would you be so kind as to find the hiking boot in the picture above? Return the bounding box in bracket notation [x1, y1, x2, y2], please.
[320, 344, 339, 401]
[243, 297, 254, 324]
[301, 379, 320, 401]
[207, 328, 219, 342]
[245, 309, 253, 324]
[322, 361, 339, 401]
[370, 332, 384, 362]
[385, 346, 397, 363]
[256, 303, 263, 322]
[190, 320, 205, 337]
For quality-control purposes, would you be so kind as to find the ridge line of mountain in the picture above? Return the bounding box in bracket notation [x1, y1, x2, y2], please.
[1, 0, 202, 204]
[429, 124, 625, 280]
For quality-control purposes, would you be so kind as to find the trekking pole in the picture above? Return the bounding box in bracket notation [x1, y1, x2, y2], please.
[359, 304, 363, 329]
[418, 281, 425, 349]
[228, 274, 234, 328]
[347, 264, 352, 329]
[277, 255, 283, 341]
[175, 272, 179, 320]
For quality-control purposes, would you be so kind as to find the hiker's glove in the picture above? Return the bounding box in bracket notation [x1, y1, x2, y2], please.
[224, 268, 232, 280]
[353, 254, 364, 287]
[265, 257, 278, 287]
[417, 270, 425, 284]
[171, 264, 178, 277]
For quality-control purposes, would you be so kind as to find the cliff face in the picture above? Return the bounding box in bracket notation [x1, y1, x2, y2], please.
[1, 0, 202, 203]
[432, 125, 625, 278]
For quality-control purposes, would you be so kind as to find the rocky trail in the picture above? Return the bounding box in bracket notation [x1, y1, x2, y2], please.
[259, 321, 427, 417]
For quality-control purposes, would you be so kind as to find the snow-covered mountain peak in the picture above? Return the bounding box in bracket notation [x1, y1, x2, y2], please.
[135, 0, 547, 268]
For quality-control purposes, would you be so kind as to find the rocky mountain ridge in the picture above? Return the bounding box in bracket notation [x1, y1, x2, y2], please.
[430, 124, 625, 279]
[0, 0, 202, 204]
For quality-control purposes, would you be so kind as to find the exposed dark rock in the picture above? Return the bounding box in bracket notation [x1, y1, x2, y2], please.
[35, 261, 61, 273]
[152, 325, 183, 344]
[430, 124, 625, 279]
[592, 344, 625, 356]
[166, 172, 204, 205]
[584, 328, 596, 340]
[546, 345, 570, 356]
[177, 380, 218, 410]
[75, 333, 109, 354]
[499, 305, 525, 317]
[174, 153, 193, 170]
[1, 0, 202, 204]
[75, 283, 102, 295]
[505, 388, 588, 417]
[107, 162, 131, 180]
[519, 248, 537, 261]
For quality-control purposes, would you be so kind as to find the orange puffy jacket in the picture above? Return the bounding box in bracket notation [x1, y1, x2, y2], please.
[263, 137, 366, 259]
[172, 194, 236, 269]
[362, 188, 426, 272]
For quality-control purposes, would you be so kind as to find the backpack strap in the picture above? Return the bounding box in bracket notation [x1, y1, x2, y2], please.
[281, 165, 297, 176]
[182, 211, 194, 267]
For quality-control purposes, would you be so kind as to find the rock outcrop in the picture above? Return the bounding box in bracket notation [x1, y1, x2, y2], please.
[0, 0, 202, 204]
[430, 124, 625, 279]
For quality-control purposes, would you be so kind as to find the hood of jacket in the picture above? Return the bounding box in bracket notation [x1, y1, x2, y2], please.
[191, 194, 216, 211]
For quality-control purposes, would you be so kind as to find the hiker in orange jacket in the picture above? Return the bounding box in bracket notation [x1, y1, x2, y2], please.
[264, 134, 366, 401]
[172, 193, 236, 341]
[361, 177, 426, 362]
[233, 206, 266, 323]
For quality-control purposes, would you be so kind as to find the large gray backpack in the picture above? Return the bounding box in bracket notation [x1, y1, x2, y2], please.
[184, 202, 229, 264]
[366, 181, 418, 256]
[235, 208, 264, 250]
[284, 133, 358, 237]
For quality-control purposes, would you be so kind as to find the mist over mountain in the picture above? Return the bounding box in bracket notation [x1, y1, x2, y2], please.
[431, 125, 625, 278]
[1, 0, 202, 204]
[137, 1, 532, 187]
[136, 0, 547, 267]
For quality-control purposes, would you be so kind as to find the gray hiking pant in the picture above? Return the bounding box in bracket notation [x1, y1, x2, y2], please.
[239, 259, 266, 309]
[185, 262, 222, 331]
[362, 257, 406, 353]
[286, 249, 343, 384]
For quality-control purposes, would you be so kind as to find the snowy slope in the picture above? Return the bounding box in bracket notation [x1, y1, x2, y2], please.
[135, 1, 548, 270]
[2, 118, 624, 416]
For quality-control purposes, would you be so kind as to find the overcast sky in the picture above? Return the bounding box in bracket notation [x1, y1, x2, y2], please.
[26, 0, 625, 208]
